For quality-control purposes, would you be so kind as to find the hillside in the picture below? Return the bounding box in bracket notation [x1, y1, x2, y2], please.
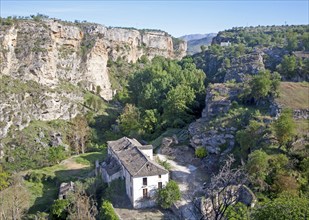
[0, 19, 309, 219]
[193, 25, 309, 83]
[187, 24, 309, 219]
[180, 33, 216, 55]
[180, 34, 211, 41]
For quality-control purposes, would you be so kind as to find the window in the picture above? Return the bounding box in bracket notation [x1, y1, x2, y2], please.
[130, 187, 133, 197]
[143, 188, 148, 198]
[158, 182, 162, 189]
[143, 177, 147, 186]
[158, 175, 161, 178]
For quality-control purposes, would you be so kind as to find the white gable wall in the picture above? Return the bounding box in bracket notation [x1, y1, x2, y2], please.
[132, 173, 169, 208]
[139, 148, 153, 160]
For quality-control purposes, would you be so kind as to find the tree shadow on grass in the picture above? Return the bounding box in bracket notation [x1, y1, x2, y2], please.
[27, 152, 104, 214]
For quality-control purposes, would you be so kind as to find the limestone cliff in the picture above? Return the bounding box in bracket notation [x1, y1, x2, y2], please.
[0, 76, 84, 139]
[0, 19, 186, 100]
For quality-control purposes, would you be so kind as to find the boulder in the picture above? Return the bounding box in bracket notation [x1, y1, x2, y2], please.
[238, 185, 257, 207]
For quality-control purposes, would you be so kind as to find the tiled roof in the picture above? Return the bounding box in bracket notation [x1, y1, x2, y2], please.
[107, 137, 168, 177]
[102, 155, 122, 176]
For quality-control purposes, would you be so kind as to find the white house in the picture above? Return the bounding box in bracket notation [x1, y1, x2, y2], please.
[98, 137, 169, 208]
[220, 41, 231, 47]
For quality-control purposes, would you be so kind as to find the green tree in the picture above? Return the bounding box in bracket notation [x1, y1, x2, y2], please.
[270, 71, 281, 97]
[142, 109, 159, 134]
[268, 154, 289, 175]
[127, 56, 205, 136]
[300, 157, 309, 176]
[235, 43, 245, 57]
[99, 200, 119, 220]
[156, 180, 181, 209]
[250, 70, 272, 102]
[47, 146, 67, 165]
[252, 193, 309, 220]
[277, 55, 297, 77]
[163, 85, 195, 126]
[224, 202, 250, 220]
[273, 109, 296, 148]
[50, 199, 69, 219]
[247, 150, 269, 189]
[286, 31, 298, 51]
[236, 120, 264, 156]
[69, 114, 90, 154]
[118, 104, 141, 137]
[223, 57, 231, 68]
[301, 32, 309, 50]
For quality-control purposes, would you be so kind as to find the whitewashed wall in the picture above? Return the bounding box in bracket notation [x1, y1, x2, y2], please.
[139, 148, 153, 160]
[132, 173, 169, 208]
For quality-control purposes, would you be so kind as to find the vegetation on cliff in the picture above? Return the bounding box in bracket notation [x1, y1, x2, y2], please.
[0, 19, 308, 219]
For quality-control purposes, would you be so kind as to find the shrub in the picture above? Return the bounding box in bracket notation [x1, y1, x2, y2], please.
[0, 166, 9, 190]
[50, 199, 69, 219]
[156, 158, 172, 170]
[273, 109, 296, 148]
[100, 200, 119, 220]
[156, 180, 181, 209]
[195, 147, 207, 158]
[26, 172, 43, 183]
[252, 193, 309, 219]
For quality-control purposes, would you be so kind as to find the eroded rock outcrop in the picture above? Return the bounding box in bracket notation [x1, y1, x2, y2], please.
[0, 19, 186, 100]
[224, 51, 265, 82]
[0, 79, 84, 139]
[189, 83, 242, 155]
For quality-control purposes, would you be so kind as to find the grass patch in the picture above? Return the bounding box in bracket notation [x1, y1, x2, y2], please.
[25, 181, 58, 214]
[74, 151, 106, 167]
[24, 151, 107, 213]
[26, 151, 106, 182]
[295, 119, 309, 136]
[276, 82, 309, 110]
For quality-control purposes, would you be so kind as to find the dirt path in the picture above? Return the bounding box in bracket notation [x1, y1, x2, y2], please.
[156, 145, 208, 219]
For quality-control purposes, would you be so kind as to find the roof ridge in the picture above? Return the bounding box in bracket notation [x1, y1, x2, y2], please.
[133, 147, 168, 176]
[134, 160, 148, 176]
[132, 146, 149, 176]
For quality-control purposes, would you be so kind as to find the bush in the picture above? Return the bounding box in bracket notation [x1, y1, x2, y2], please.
[157, 180, 181, 209]
[195, 147, 207, 158]
[156, 158, 172, 170]
[252, 193, 309, 220]
[100, 200, 119, 220]
[273, 109, 296, 148]
[26, 172, 44, 183]
[50, 199, 69, 219]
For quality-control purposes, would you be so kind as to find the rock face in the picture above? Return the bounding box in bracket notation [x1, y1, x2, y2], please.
[224, 51, 265, 82]
[189, 83, 242, 155]
[202, 83, 242, 119]
[0, 19, 186, 100]
[0, 79, 84, 139]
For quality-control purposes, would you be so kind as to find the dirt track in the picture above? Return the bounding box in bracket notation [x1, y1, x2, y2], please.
[157, 145, 208, 219]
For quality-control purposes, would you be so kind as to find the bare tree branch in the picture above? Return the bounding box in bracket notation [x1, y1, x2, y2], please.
[201, 155, 247, 220]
